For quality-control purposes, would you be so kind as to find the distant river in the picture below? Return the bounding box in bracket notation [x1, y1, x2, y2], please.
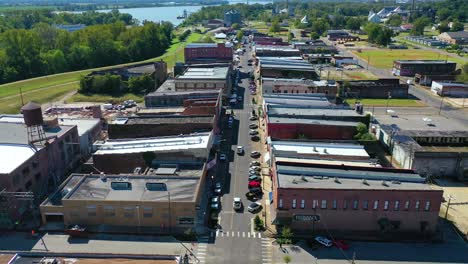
[96, 0, 272, 26]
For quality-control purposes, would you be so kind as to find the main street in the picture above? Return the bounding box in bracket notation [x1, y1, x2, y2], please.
[198, 42, 269, 264]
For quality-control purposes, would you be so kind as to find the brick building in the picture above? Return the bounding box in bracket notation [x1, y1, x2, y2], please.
[108, 116, 214, 139]
[336, 79, 409, 99]
[261, 77, 337, 96]
[40, 169, 206, 233]
[270, 160, 443, 236]
[257, 58, 318, 79]
[92, 132, 213, 174]
[184, 43, 233, 64]
[392, 60, 457, 77]
[0, 105, 80, 227]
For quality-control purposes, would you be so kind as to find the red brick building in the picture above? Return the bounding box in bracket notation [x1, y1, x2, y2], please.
[184, 43, 232, 64]
[270, 160, 443, 236]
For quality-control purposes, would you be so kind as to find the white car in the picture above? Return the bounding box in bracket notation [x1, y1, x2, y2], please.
[250, 161, 260, 166]
[233, 197, 242, 211]
[214, 182, 222, 194]
[247, 202, 262, 213]
[315, 236, 333, 247]
[237, 146, 244, 155]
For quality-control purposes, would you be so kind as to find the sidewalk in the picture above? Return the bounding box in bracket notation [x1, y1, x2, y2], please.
[0, 232, 194, 257]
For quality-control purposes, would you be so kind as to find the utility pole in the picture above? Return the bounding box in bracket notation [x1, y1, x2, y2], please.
[438, 96, 445, 115]
[444, 195, 454, 219]
[19, 87, 25, 106]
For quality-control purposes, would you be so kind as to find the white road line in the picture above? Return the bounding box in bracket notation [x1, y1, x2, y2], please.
[258, 233, 262, 238]
[231, 231, 234, 237]
[216, 230, 219, 237]
[237, 231, 240, 237]
[248, 232, 251, 238]
[226, 231, 229, 237]
[242, 232, 245, 237]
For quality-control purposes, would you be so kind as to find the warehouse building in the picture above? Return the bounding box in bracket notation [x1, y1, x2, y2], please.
[392, 60, 457, 77]
[430, 81, 468, 97]
[257, 58, 318, 79]
[184, 43, 233, 64]
[336, 79, 409, 99]
[261, 77, 337, 96]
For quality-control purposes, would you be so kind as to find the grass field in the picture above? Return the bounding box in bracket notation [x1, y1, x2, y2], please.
[0, 32, 203, 112]
[346, 98, 423, 107]
[353, 49, 467, 69]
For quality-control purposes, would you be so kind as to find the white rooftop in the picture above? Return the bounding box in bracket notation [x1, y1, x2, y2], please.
[0, 144, 38, 174]
[94, 132, 211, 155]
[271, 140, 369, 158]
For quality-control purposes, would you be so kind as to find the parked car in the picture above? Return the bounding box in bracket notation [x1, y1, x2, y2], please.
[237, 146, 244, 155]
[233, 197, 242, 211]
[315, 236, 333, 247]
[211, 196, 220, 210]
[247, 202, 262, 213]
[214, 182, 222, 194]
[249, 187, 262, 194]
[249, 130, 259, 135]
[250, 166, 261, 171]
[250, 151, 261, 158]
[219, 154, 227, 161]
[249, 124, 258, 129]
[250, 161, 260, 166]
[333, 240, 350, 250]
[237, 96, 243, 102]
[249, 116, 258, 121]
[250, 91, 257, 95]
[248, 181, 261, 188]
[251, 135, 260, 141]
[248, 175, 261, 181]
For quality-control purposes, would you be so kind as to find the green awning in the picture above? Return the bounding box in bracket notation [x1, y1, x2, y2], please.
[272, 217, 292, 225]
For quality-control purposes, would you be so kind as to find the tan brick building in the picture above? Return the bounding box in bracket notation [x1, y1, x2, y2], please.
[40, 170, 206, 233]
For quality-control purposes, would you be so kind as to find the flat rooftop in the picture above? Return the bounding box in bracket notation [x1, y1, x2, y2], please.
[271, 141, 370, 159]
[56, 174, 200, 202]
[147, 80, 221, 96]
[0, 114, 98, 137]
[276, 163, 430, 190]
[186, 43, 218, 48]
[111, 116, 214, 125]
[259, 58, 316, 71]
[177, 67, 229, 80]
[262, 77, 336, 87]
[94, 132, 211, 155]
[263, 94, 332, 108]
[269, 116, 359, 127]
[376, 114, 468, 137]
[432, 81, 467, 87]
[395, 60, 456, 64]
[0, 121, 74, 145]
[0, 144, 37, 174]
[275, 156, 381, 168]
[127, 64, 155, 74]
[267, 106, 360, 117]
[137, 107, 185, 115]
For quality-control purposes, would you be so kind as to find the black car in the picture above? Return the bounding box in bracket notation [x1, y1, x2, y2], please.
[251, 135, 260, 141]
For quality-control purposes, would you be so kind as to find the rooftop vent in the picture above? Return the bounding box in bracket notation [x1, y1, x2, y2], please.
[391, 180, 401, 184]
[382, 180, 389, 187]
[323, 148, 328, 154]
[313, 176, 323, 179]
[111, 181, 131, 190]
[292, 178, 298, 184]
[301, 176, 308, 182]
[313, 146, 318, 152]
[362, 179, 369, 185]
[146, 182, 167, 191]
[334, 177, 341, 183]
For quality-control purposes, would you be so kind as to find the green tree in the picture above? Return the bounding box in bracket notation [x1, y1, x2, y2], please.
[231, 23, 241, 30]
[438, 22, 450, 33]
[283, 255, 292, 264]
[236, 30, 244, 41]
[386, 15, 402, 27]
[40, 49, 68, 74]
[270, 21, 280, 33]
[128, 74, 155, 94]
[410, 17, 430, 36]
[280, 227, 293, 242]
[354, 122, 374, 140]
[450, 21, 464, 32]
[456, 63, 468, 83]
[311, 18, 329, 36]
[346, 17, 362, 31]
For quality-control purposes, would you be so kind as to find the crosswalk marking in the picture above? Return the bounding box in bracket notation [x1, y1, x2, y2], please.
[261, 238, 273, 264]
[213, 230, 263, 239]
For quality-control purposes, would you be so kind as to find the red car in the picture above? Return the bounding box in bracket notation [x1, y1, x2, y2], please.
[248, 181, 261, 188]
[333, 240, 350, 250]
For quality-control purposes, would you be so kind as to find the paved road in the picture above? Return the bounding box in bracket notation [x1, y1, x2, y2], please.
[200, 43, 266, 264]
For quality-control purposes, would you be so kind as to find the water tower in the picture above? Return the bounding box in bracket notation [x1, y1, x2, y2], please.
[21, 101, 46, 146]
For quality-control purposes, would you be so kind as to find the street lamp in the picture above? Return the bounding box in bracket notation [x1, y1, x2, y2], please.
[386, 92, 392, 114]
[444, 195, 454, 219]
[136, 205, 141, 233]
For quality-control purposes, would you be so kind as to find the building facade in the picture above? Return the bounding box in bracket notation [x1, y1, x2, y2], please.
[184, 43, 233, 64]
[392, 60, 457, 77]
[270, 162, 443, 235]
[431, 81, 468, 97]
[40, 172, 206, 233]
[337, 79, 409, 99]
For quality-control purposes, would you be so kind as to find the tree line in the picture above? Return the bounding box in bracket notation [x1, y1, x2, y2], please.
[79, 73, 155, 95]
[0, 9, 134, 31]
[0, 18, 173, 84]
